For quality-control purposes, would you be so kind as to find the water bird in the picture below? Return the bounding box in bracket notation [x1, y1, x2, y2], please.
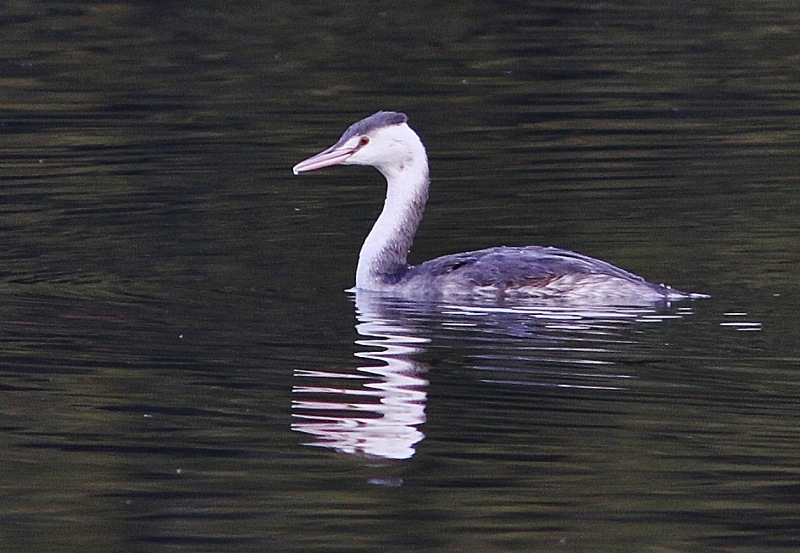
[293, 111, 704, 305]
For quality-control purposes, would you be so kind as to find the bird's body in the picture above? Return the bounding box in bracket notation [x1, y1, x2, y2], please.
[365, 246, 684, 304]
[293, 111, 703, 305]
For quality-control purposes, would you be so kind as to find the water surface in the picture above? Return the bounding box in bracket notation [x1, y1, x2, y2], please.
[0, 1, 798, 552]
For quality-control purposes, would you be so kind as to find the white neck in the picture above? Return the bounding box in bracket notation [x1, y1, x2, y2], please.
[355, 128, 429, 290]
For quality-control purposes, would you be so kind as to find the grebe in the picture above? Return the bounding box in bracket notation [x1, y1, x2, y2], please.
[293, 111, 703, 305]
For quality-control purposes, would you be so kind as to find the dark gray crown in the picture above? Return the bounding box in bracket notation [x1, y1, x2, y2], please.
[341, 111, 408, 141]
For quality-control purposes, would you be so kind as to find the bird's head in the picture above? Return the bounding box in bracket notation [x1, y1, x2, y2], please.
[292, 111, 424, 178]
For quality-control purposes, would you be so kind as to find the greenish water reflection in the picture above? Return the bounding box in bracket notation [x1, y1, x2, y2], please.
[0, 1, 797, 552]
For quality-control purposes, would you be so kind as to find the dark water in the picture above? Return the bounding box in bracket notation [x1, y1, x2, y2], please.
[1, 1, 799, 552]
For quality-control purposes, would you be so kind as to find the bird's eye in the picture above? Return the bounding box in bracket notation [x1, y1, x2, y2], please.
[359, 136, 370, 147]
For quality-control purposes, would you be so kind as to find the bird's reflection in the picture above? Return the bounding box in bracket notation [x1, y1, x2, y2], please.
[292, 292, 700, 460]
[291, 292, 429, 460]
